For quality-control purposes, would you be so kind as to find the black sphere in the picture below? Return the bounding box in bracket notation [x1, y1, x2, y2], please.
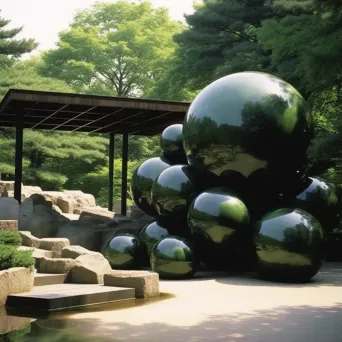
[140, 220, 172, 256]
[103, 234, 142, 270]
[151, 165, 200, 222]
[287, 177, 340, 233]
[254, 208, 326, 282]
[150, 236, 198, 279]
[188, 187, 254, 271]
[160, 124, 187, 164]
[183, 71, 313, 192]
[131, 157, 171, 217]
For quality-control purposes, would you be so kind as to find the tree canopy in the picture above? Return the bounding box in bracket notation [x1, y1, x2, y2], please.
[39, 1, 183, 96]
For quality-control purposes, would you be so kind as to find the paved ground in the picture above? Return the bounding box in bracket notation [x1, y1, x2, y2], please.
[34, 262, 342, 342]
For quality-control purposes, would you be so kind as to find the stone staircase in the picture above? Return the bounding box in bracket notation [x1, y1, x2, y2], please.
[33, 273, 67, 287]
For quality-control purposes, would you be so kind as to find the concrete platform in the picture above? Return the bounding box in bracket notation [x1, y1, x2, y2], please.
[6, 284, 135, 312]
[34, 273, 67, 287]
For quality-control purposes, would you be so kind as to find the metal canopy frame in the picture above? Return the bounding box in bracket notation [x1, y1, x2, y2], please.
[0, 89, 190, 215]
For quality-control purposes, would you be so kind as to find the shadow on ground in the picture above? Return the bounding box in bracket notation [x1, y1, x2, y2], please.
[168, 262, 342, 288]
[29, 303, 342, 342]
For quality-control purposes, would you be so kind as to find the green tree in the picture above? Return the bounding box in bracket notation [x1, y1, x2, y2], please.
[0, 10, 37, 67]
[39, 1, 182, 96]
[0, 57, 72, 98]
[171, 0, 276, 92]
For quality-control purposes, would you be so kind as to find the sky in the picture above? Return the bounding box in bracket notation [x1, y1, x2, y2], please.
[1, 0, 196, 54]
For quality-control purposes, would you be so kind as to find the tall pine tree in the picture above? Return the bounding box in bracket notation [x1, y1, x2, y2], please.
[0, 10, 37, 66]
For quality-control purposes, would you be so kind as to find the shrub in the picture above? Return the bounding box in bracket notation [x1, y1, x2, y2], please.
[0, 231, 22, 246]
[0, 245, 34, 271]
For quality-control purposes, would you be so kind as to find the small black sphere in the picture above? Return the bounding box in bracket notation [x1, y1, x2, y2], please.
[103, 234, 143, 270]
[254, 208, 326, 282]
[152, 165, 200, 222]
[188, 187, 254, 271]
[150, 236, 198, 279]
[160, 124, 187, 164]
[131, 156, 171, 217]
[288, 177, 340, 233]
[140, 220, 172, 256]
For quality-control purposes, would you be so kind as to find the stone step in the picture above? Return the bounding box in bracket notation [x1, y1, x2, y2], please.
[34, 273, 67, 287]
[6, 283, 135, 312]
[18, 246, 53, 258]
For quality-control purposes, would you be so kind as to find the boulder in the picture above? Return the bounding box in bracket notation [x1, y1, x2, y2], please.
[38, 257, 77, 275]
[0, 220, 18, 232]
[71, 252, 112, 284]
[53, 205, 63, 214]
[0, 197, 19, 220]
[79, 207, 115, 225]
[19, 231, 41, 248]
[21, 186, 43, 200]
[0, 271, 8, 306]
[39, 191, 65, 205]
[57, 196, 75, 214]
[63, 190, 96, 208]
[0, 268, 34, 306]
[61, 245, 90, 259]
[0, 308, 33, 335]
[56, 221, 103, 251]
[17, 246, 53, 258]
[104, 270, 159, 298]
[39, 238, 70, 258]
[19, 198, 69, 238]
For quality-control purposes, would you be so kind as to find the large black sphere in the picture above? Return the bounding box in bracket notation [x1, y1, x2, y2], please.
[188, 187, 254, 271]
[140, 220, 171, 256]
[183, 72, 313, 192]
[254, 208, 326, 282]
[160, 124, 187, 164]
[285, 177, 340, 233]
[151, 165, 200, 222]
[150, 236, 198, 279]
[103, 234, 143, 270]
[131, 157, 171, 217]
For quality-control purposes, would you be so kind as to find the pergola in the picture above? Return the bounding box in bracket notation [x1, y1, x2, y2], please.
[0, 89, 190, 215]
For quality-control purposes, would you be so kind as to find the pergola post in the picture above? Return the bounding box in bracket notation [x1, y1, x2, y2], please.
[108, 133, 115, 211]
[14, 112, 24, 203]
[121, 133, 128, 216]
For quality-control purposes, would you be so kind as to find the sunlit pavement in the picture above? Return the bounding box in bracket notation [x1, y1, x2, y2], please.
[39, 262, 342, 342]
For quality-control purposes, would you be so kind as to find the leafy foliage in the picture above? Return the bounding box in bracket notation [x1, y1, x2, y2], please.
[0, 245, 34, 271]
[0, 231, 22, 246]
[0, 10, 38, 67]
[39, 1, 182, 96]
[0, 58, 73, 98]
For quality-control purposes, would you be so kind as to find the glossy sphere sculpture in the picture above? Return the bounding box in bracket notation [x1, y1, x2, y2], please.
[182, 71, 314, 193]
[160, 124, 186, 164]
[152, 165, 199, 222]
[254, 208, 326, 282]
[150, 236, 198, 279]
[130, 156, 171, 217]
[289, 177, 340, 233]
[103, 234, 142, 270]
[188, 187, 253, 270]
[127, 71, 336, 282]
[140, 220, 171, 255]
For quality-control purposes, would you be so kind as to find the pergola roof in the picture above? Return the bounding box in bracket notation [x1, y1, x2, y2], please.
[0, 89, 190, 135]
